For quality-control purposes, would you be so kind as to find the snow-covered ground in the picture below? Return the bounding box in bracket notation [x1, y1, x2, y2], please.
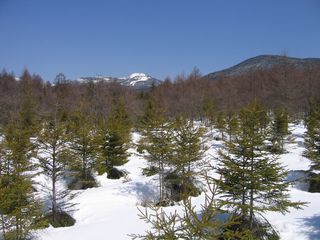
[265, 123, 320, 240]
[37, 124, 320, 240]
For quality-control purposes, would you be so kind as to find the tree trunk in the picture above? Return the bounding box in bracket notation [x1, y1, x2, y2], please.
[82, 150, 87, 180]
[1, 213, 7, 240]
[249, 155, 254, 228]
[52, 147, 57, 221]
[241, 156, 246, 216]
[159, 159, 163, 202]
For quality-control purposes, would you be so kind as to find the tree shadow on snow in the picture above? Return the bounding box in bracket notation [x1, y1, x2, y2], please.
[211, 142, 223, 149]
[286, 170, 310, 191]
[119, 181, 158, 203]
[295, 140, 304, 148]
[299, 215, 320, 240]
[292, 131, 304, 140]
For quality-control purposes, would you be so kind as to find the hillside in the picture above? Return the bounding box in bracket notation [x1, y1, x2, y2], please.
[203, 55, 320, 80]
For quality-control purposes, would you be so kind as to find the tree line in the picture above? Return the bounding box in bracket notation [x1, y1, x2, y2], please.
[1, 59, 320, 128]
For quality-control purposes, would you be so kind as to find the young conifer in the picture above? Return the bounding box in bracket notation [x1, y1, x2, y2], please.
[271, 106, 289, 153]
[171, 117, 205, 176]
[18, 70, 39, 138]
[0, 122, 44, 240]
[202, 98, 215, 127]
[216, 102, 303, 238]
[224, 111, 239, 142]
[37, 111, 75, 227]
[215, 112, 226, 140]
[304, 103, 320, 170]
[138, 99, 174, 203]
[96, 98, 131, 178]
[131, 176, 251, 240]
[167, 117, 205, 202]
[68, 109, 97, 189]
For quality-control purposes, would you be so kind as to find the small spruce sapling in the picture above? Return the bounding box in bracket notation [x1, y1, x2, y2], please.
[37, 114, 76, 227]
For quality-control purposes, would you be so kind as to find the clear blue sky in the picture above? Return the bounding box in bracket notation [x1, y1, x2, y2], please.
[0, 0, 319, 81]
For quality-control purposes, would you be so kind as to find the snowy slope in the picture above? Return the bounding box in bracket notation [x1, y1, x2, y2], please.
[37, 125, 320, 240]
[77, 73, 161, 91]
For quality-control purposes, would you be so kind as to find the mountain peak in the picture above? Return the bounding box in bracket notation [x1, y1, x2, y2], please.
[128, 73, 150, 80]
[77, 72, 161, 91]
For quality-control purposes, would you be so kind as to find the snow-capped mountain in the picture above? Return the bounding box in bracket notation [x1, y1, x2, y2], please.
[77, 73, 161, 91]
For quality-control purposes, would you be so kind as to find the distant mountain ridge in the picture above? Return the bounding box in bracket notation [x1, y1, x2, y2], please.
[203, 55, 320, 80]
[77, 73, 162, 91]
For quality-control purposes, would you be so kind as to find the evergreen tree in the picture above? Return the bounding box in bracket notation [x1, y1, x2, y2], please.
[0, 123, 44, 240]
[138, 98, 165, 132]
[215, 112, 226, 140]
[201, 98, 215, 127]
[140, 123, 174, 204]
[304, 103, 320, 170]
[216, 102, 303, 238]
[225, 111, 239, 142]
[138, 100, 174, 203]
[131, 177, 251, 240]
[18, 70, 39, 138]
[37, 113, 75, 227]
[164, 117, 205, 201]
[0, 134, 4, 175]
[68, 109, 97, 189]
[107, 98, 132, 143]
[171, 117, 205, 176]
[96, 98, 131, 178]
[271, 106, 289, 153]
[257, 104, 270, 136]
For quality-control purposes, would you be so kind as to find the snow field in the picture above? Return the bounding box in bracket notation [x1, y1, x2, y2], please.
[37, 125, 320, 240]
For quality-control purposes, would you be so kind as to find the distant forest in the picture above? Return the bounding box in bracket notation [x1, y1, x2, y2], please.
[0, 61, 320, 127]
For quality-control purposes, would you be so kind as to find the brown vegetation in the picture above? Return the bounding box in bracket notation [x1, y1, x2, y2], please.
[0, 62, 319, 128]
